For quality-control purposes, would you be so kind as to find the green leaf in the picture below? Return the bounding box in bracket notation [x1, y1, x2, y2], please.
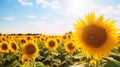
[36, 62, 44, 67]
[10, 60, 19, 67]
[0, 63, 4, 67]
[104, 59, 120, 67]
[51, 51, 58, 56]
[70, 63, 89, 67]
[44, 55, 51, 61]
[4, 60, 19, 67]
[20, 64, 29, 67]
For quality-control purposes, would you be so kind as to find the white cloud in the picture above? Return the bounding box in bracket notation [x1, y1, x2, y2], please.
[36, 0, 44, 4]
[100, 6, 120, 15]
[18, 0, 60, 9]
[18, 0, 33, 6]
[36, 0, 60, 9]
[41, 4, 47, 8]
[26, 15, 36, 19]
[38, 15, 50, 20]
[49, 0, 60, 9]
[41, 1, 50, 8]
[25, 14, 50, 20]
[118, 4, 120, 8]
[3, 17, 14, 21]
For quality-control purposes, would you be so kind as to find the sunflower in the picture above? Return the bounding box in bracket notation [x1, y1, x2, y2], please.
[64, 41, 76, 53]
[0, 41, 9, 53]
[45, 38, 58, 51]
[62, 34, 67, 41]
[67, 33, 72, 39]
[26, 36, 32, 40]
[56, 38, 61, 44]
[21, 55, 30, 64]
[90, 59, 96, 65]
[118, 35, 120, 44]
[9, 41, 18, 53]
[22, 41, 39, 59]
[19, 38, 27, 44]
[40, 37, 45, 43]
[37, 35, 41, 39]
[0, 37, 2, 42]
[1, 36, 6, 41]
[74, 12, 119, 60]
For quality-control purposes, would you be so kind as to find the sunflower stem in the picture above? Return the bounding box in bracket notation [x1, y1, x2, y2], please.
[95, 60, 99, 67]
[29, 59, 33, 67]
[69, 53, 73, 64]
[0, 53, 4, 65]
[18, 50, 21, 66]
[31, 59, 36, 67]
[50, 51, 54, 67]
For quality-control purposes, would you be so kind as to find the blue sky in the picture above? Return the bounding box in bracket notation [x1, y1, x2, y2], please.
[0, 0, 120, 34]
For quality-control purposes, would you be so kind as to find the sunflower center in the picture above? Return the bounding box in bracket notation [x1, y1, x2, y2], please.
[82, 24, 107, 48]
[67, 43, 74, 49]
[63, 36, 66, 40]
[21, 39, 26, 43]
[2, 38, 5, 41]
[41, 38, 44, 42]
[37, 36, 40, 39]
[26, 44, 36, 54]
[11, 43, 17, 50]
[48, 40, 55, 47]
[68, 35, 71, 38]
[56, 39, 60, 43]
[27, 37, 31, 40]
[2, 43, 7, 50]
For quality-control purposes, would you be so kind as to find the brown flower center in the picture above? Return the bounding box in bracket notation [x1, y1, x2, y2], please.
[11, 43, 17, 50]
[82, 25, 107, 48]
[27, 37, 30, 40]
[37, 36, 40, 39]
[2, 38, 5, 41]
[2, 43, 7, 50]
[41, 38, 44, 42]
[21, 39, 26, 43]
[67, 43, 74, 49]
[56, 39, 60, 43]
[63, 36, 66, 40]
[68, 35, 71, 38]
[26, 44, 36, 54]
[48, 40, 55, 47]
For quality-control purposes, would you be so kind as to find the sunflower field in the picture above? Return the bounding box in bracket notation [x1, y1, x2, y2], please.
[0, 12, 120, 67]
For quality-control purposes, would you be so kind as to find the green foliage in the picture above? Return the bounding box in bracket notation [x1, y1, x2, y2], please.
[104, 58, 120, 67]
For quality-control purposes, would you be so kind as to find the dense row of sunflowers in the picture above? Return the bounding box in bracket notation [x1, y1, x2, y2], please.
[0, 12, 120, 67]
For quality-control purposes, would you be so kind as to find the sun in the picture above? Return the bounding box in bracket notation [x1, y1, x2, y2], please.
[73, 12, 119, 60]
[66, 0, 89, 16]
